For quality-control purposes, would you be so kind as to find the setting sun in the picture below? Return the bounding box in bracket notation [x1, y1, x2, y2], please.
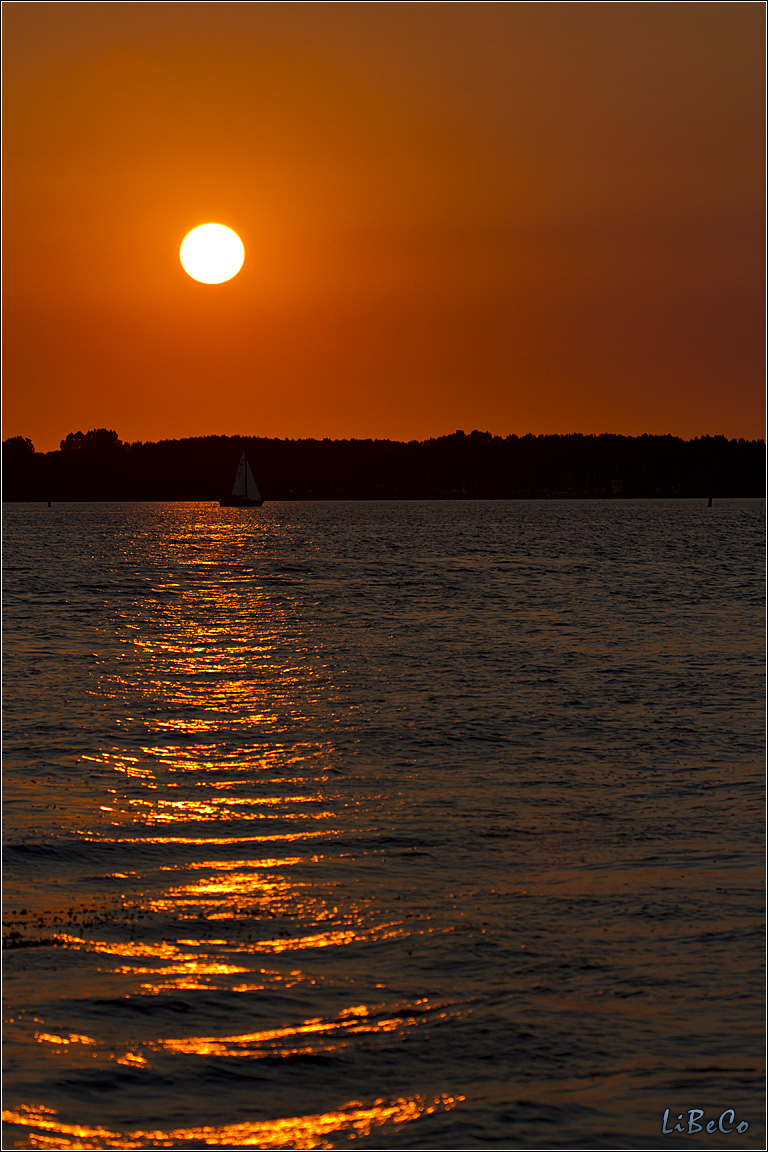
[180, 223, 244, 284]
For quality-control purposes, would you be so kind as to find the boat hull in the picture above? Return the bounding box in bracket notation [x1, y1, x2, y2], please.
[219, 498, 263, 507]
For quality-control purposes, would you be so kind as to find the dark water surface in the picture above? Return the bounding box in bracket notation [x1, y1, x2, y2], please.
[2, 500, 764, 1150]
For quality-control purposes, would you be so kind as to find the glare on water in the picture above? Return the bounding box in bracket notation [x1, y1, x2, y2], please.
[2, 499, 764, 1149]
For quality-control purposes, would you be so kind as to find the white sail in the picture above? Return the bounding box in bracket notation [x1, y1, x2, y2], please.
[244, 459, 261, 501]
[232, 452, 261, 501]
[231, 453, 246, 497]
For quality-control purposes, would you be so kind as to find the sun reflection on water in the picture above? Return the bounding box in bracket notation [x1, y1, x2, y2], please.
[150, 996, 467, 1060]
[83, 830, 332, 846]
[3, 1093, 464, 1149]
[4, 517, 463, 1148]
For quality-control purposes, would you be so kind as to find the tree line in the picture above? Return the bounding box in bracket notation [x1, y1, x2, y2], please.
[2, 428, 764, 501]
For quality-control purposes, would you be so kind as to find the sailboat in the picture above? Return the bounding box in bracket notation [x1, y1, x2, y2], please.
[219, 452, 264, 507]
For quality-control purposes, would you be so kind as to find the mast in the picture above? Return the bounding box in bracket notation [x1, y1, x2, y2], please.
[244, 453, 248, 500]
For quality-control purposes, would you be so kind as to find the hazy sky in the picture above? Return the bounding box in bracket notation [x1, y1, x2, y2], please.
[4, 2, 764, 451]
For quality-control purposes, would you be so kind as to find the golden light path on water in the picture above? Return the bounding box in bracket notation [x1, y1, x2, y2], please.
[2, 1094, 465, 1150]
[4, 501, 764, 1148]
[4, 511, 473, 1150]
[30, 995, 468, 1061]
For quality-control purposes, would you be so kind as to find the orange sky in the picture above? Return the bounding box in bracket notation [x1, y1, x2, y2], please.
[3, 2, 764, 452]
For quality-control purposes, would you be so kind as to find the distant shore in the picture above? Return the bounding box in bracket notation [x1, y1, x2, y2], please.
[3, 429, 764, 502]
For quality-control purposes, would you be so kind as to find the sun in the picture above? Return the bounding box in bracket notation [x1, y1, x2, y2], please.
[180, 223, 244, 284]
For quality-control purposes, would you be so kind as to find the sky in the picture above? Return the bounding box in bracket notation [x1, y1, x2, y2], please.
[3, 1, 764, 452]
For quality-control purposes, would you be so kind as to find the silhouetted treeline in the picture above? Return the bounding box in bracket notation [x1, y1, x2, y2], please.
[3, 428, 765, 501]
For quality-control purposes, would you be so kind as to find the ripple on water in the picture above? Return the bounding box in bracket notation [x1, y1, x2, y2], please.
[2, 500, 764, 1149]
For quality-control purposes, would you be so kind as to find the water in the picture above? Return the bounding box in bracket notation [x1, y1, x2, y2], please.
[2, 499, 764, 1150]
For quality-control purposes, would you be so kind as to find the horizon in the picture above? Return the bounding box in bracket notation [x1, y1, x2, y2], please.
[4, 4, 764, 453]
[5, 423, 763, 504]
[7, 424, 767, 457]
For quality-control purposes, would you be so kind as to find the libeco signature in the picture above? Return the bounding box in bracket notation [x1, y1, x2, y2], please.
[662, 1109, 749, 1135]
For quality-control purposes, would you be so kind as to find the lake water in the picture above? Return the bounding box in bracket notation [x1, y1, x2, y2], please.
[2, 499, 764, 1150]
